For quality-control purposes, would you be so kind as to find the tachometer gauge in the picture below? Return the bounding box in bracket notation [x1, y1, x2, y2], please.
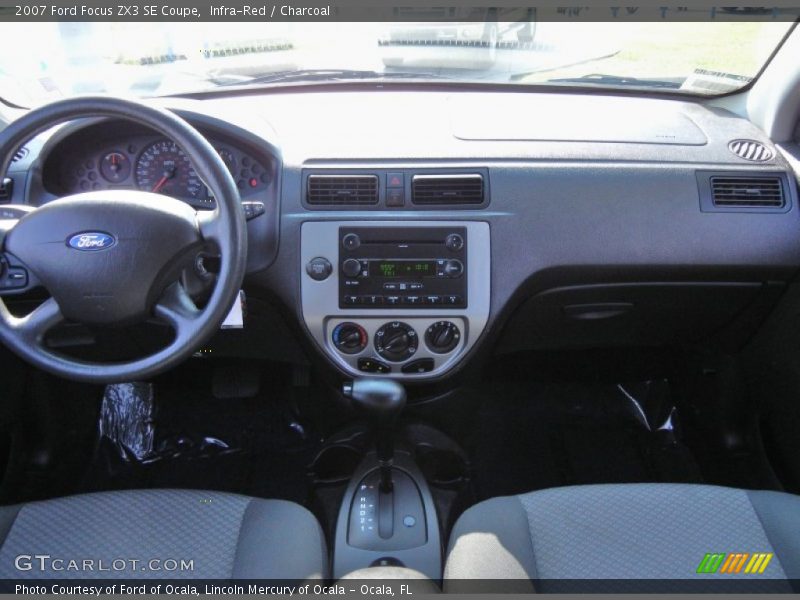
[135, 140, 205, 199]
[99, 151, 131, 183]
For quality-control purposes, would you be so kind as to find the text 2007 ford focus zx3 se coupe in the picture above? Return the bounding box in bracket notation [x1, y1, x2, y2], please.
[0, 18, 798, 593]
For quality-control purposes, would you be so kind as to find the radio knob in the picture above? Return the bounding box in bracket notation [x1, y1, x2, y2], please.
[445, 233, 464, 251]
[444, 259, 464, 278]
[342, 233, 361, 250]
[342, 258, 362, 278]
[375, 321, 418, 362]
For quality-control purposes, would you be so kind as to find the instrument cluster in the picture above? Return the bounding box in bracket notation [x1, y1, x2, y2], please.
[51, 134, 271, 208]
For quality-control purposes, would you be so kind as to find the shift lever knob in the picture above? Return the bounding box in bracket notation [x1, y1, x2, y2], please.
[343, 378, 407, 424]
[343, 378, 406, 492]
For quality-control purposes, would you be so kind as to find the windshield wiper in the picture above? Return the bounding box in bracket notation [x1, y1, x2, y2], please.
[214, 68, 454, 87]
[542, 73, 683, 89]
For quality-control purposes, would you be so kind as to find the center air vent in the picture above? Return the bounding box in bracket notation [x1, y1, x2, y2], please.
[411, 174, 484, 205]
[728, 140, 774, 162]
[710, 176, 785, 207]
[307, 175, 379, 206]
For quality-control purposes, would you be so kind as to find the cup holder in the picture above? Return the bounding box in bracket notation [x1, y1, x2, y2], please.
[416, 447, 470, 488]
[310, 444, 363, 484]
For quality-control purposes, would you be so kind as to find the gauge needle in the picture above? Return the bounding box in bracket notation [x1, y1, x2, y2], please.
[151, 175, 169, 193]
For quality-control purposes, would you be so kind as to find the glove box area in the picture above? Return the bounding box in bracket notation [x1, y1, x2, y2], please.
[496, 282, 783, 353]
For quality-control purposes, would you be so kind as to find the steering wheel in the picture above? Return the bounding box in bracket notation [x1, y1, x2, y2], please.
[0, 97, 247, 383]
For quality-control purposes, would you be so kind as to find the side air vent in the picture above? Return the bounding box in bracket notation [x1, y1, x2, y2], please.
[10, 147, 28, 164]
[697, 171, 792, 213]
[710, 176, 785, 208]
[411, 174, 484, 205]
[306, 175, 379, 206]
[728, 139, 774, 162]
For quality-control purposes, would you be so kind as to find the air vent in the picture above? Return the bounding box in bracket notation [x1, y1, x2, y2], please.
[728, 139, 774, 162]
[710, 176, 785, 208]
[411, 174, 484, 205]
[10, 147, 28, 163]
[307, 175, 379, 206]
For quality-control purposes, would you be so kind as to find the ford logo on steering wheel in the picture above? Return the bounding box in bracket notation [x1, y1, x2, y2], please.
[67, 232, 116, 251]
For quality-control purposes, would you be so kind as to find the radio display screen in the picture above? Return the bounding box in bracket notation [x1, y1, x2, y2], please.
[371, 260, 437, 278]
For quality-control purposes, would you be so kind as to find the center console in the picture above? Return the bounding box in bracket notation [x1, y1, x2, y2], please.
[331, 378, 442, 581]
[301, 221, 490, 379]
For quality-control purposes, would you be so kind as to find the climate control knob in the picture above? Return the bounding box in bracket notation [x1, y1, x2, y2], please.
[425, 321, 461, 354]
[332, 322, 368, 355]
[375, 321, 418, 362]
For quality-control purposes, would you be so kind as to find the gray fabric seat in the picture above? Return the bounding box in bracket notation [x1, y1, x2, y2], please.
[445, 483, 800, 591]
[0, 489, 327, 580]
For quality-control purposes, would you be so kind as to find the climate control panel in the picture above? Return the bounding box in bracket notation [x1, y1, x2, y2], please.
[326, 318, 466, 376]
[301, 221, 490, 379]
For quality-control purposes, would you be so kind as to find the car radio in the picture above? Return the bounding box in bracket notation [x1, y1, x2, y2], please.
[338, 226, 467, 309]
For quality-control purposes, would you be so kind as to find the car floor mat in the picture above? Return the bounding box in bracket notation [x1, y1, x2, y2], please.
[81, 367, 321, 506]
[468, 380, 704, 500]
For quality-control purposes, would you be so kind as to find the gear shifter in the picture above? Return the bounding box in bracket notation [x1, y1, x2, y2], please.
[343, 378, 406, 492]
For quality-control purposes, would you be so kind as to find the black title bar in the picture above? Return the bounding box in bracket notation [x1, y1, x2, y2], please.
[0, 1, 799, 21]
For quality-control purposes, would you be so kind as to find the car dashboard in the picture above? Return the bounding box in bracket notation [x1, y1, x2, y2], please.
[5, 88, 800, 383]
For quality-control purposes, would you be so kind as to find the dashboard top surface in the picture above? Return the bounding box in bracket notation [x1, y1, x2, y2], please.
[170, 90, 778, 167]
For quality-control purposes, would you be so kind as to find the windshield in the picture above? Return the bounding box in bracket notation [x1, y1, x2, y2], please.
[0, 20, 794, 106]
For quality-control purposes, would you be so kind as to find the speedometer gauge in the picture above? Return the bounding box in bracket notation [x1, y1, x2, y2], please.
[135, 140, 205, 199]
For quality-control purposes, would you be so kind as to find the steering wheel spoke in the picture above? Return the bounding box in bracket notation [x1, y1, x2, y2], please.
[197, 208, 222, 243]
[154, 282, 201, 333]
[10, 297, 63, 344]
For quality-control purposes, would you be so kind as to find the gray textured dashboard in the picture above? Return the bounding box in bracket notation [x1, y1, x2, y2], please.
[9, 89, 800, 381]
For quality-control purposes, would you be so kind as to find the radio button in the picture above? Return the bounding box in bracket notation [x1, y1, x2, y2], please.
[385, 296, 401, 305]
[425, 295, 442, 305]
[383, 283, 399, 291]
[343, 295, 359, 305]
[363, 295, 383, 305]
[404, 296, 422, 305]
[409, 283, 424, 291]
[443, 295, 463, 305]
